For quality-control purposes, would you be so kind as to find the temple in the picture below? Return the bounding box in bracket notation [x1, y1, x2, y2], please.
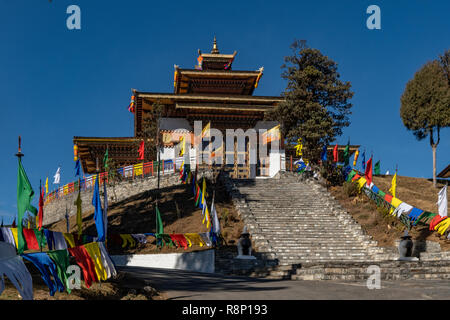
[74, 38, 286, 178]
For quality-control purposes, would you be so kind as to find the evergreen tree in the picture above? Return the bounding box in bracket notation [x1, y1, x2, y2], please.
[269, 40, 354, 162]
[400, 54, 450, 187]
[135, 101, 165, 162]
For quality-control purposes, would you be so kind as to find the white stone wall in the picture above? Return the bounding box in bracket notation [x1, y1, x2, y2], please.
[111, 249, 215, 273]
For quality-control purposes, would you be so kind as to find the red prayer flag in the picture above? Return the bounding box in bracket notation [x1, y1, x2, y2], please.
[38, 188, 44, 231]
[23, 228, 39, 250]
[138, 140, 144, 160]
[333, 144, 338, 162]
[365, 157, 373, 186]
[384, 194, 393, 203]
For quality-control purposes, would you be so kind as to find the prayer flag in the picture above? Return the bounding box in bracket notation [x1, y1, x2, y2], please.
[128, 95, 135, 113]
[45, 177, 48, 195]
[353, 149, 359, 167]
[211, 194, 220, 234]
[38, 187, 44, 231]
[75, 159, 81, 177]
[103, 175, 108, 240]
[179, 136, 185, 157]
[320, 145, 327, 161]
[295, 138, 303, 157]
[374, 161, 380, 175]
[155, 205, 164, 235]
[201, 122, 211, 138]
[17, 159, 38, 254]
[365, 157, 373, 186]
[333, 144, 338, 162]
[201, 177, 211, 229]
[103, 149, 109, 171]
[92, 174, 105, 242]
[75, 183, 82, 236]
[438, 185, 448, 218]
[361, 151, 366, 171]
[73, 144, 78, 161]
[343, 142, 350, 166]
[53, 167, 61, 185]
[262, 125, 280, 145]
[138, 140, 144, 160]
[389, 172, 397, 198]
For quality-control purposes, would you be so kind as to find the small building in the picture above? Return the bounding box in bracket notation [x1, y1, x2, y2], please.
[438, 164, 450, 179]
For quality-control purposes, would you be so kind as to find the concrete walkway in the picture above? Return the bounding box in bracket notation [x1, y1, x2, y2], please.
[117, 266, 450, 300]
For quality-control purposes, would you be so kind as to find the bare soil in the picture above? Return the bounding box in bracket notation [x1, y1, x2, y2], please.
[48, 176, 244, 254]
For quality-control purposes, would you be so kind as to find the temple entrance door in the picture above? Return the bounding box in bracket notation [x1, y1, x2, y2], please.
[231, 140, 250, 179]
[258, 156, 270, 176]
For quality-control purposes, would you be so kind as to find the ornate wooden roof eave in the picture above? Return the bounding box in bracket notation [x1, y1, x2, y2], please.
[175, 102, 275, 112]
[136, 92, 285, 104]
[177, 69, 260, 77]
[174, 68, 263, 95]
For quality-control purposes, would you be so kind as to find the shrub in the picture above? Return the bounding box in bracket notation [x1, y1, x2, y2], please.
[221, 209, 230, 227]
[343, 181, 359, 197]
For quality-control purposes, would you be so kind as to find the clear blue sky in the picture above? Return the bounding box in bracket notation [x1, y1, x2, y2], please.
[0, 0, 449, 223]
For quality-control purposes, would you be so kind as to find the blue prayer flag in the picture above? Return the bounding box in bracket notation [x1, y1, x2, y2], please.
[362, 151, 366, 171]
[320, 145, 327, 161]
[75, 159, 81, 177]
[92, 174, 105, 242]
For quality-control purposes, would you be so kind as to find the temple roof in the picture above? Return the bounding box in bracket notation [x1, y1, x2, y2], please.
[137, 92, 283, 105]
[196, 36, 237, 70]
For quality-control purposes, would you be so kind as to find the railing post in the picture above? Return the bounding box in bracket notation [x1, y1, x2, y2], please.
[162, 160, 165, 175]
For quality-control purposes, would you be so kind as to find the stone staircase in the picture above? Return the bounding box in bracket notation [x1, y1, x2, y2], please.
[221, 172, 408, 280]
[228, 174, 389, 265]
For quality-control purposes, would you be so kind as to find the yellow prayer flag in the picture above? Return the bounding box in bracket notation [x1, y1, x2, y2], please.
[353, 150, 359, 167]
[11, 228, 18, 248]
[389, 173, 397, 198]
[262, 125, 280, 145]
[134, 163, 143, 176]
[201, 122, 211, 138]
[179, 136, 185, 156]
[45, 177, 48, 195]
[295, 138, 303, 156]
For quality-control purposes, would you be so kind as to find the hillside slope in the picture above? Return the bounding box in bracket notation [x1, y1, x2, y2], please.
[48, 178, 244, 254]
[329, 174, 450, 249]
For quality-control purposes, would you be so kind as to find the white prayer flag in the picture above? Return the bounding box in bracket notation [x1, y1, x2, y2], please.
[438, 185, 448, 218]
[211, 195, 220, 234]
[53, 167, 61, 184]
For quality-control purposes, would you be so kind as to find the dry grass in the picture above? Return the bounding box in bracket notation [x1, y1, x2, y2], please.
[48, 177, 244, 255]
[330, 175, 450, 249]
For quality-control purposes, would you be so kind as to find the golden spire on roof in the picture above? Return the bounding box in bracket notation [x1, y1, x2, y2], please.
[211, 36, 219, 54]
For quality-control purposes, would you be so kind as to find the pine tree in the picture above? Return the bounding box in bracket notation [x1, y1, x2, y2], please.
[269, 40, 354, 162]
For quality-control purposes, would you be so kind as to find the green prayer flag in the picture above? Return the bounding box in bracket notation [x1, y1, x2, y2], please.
[156, 205, 164, 235]
[343, 143, 350, 166]
[17, 159, 38, 254]
[374, 161, 380, 175]
[33, 228, 47, 249]
[74, 188, 82, 236]
[347, 170, 357, 182]
[47, 250, 71, 294]
[103, 149, 109, 170]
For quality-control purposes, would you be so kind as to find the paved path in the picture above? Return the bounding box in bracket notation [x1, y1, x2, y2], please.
[117, 267, 450, 300]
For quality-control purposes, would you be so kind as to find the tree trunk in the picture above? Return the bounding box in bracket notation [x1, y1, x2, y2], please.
[432, 144, 437, 188]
